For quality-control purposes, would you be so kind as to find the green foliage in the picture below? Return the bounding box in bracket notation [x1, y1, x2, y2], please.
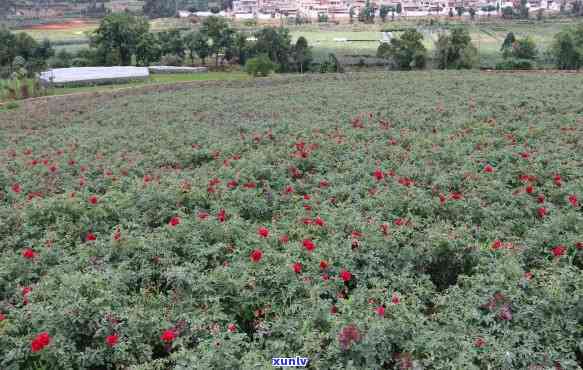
[292, 36, 312, 73]
[90, 13, 150, 66]
[377, 29, 427, 70]
[184, 31, 210, 65]
[200, 16, 235, 67]
[551, 24, 583, 70]
[136, 32, 162, 67]
[143, 0, 178, 19]
[244, 54, 276, 76]
[359, 0, 376, 23]
[434, 27, 478, 69]
[1, 72, 583, 369]
[495, 58, 534, 70]
[158, 29, 185, 59]
[251, 27, 293, 72]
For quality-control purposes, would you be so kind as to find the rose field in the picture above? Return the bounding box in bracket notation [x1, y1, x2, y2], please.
[0, 72, 582, 369]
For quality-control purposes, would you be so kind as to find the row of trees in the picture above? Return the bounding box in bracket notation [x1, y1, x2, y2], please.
[377, 28, 478, 70]
[377, 24, 583, 71]
[0, 28, 54, 75]
[89, 14, 312, 72]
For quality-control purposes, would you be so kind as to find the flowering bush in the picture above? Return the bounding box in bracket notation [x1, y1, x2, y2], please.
[0, 72, 582, 369]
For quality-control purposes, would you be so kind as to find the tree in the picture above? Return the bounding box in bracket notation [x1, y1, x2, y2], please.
[245, 54, 276, 76]
[184, 31, 211, 65]
[456, 6, 465, 16]
[449, 7, 454, 17]
[143, 0, 177, 18]
[349, 7, 355, 23]
[292, 36, 312, 73]
[377, 29, 427, 70]
[252, 27, 293, 72]
[0, 28, 17, 67]
[481, 5, 496, 16]
[91, 13, 150, 66]
[502, 5, 514, 18]
[360, 0, 375, 23]
[500, 32, 516, 59]
[469, 7, 476, 20]
[396, 3, 402, 16]
[434, 27, 478, 69]
[233, 33, 249, 65]
[158, 29, 185, 58]
[380, 5, 393, 22]
[136, 32, 161, 66]
[511, 36, 537, 60]
[201, 16, 233, 66]
[518, 0, 529, 18]
[551, 24, 583, 69]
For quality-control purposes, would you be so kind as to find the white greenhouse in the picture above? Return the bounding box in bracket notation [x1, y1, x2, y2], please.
[39, 67, 150, 87]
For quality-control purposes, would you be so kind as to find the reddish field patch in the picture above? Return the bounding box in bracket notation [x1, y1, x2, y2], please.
[26, 19, 97, 30]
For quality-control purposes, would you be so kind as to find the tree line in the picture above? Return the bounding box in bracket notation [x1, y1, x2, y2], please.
[376, 24, 583, 71]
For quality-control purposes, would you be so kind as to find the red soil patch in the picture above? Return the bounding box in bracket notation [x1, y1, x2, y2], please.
[27, 20, 96, 30]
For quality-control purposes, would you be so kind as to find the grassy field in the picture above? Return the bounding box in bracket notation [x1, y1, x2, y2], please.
[1, 71, 582, 368]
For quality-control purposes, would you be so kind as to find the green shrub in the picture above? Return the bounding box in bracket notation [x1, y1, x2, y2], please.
[495, 59, 534, 70]
[244, 54, 276, 77]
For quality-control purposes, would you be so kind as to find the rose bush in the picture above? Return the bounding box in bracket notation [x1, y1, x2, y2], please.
[0, 72, 582, 369]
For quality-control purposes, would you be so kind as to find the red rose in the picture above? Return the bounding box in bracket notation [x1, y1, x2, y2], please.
[491, 239, 503, 251]
[474, 337, 486, 348]
[524, 272, 533, 280]
[314, 216, 325, 227]
[319, 260, 329, 270]
[243, 182, 256, 189]
[227, 324, 237, 333]
[197, 211, 209, 220]
[526, 185, 534, 194]
[394, 218, 406, 226]
[217, 209, 227, 223]
[319, 180, 329, 188]
[340, 270, 352, 282]
[250, 249, 263, 263]
[88, 195, 99, 205]
[450, 192, 463, 200]
[568, 195, 578, 207]
[375, 306, 385, 317]
[551, 245, 567, 257]
[279, 235, 289, 244]
[537, 194, 545, 204]
[483, 164, 494, 173]
[391, 293, 401, 305]
[553, 174, 562, 187]
[576, 242, 583, 250]
[373, 168, 384, 181]
[537, 207, 547, 218]
[22, 248, 37, 260]
[113, 227, 121, 241]
[11, 183, 21, 193]
[0, 313, 6, 321]
[168, 216, 181, 227]
[380, 223, 389, 236]
[302, 239, 315, 252]
[31, 332, 51, 353]
[106, 334, 119, 348]
[258, 227, 269, 238]
[86, 232, 97, 242]
[160, 330, 176, 343]
[292, 262, 302, 274]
